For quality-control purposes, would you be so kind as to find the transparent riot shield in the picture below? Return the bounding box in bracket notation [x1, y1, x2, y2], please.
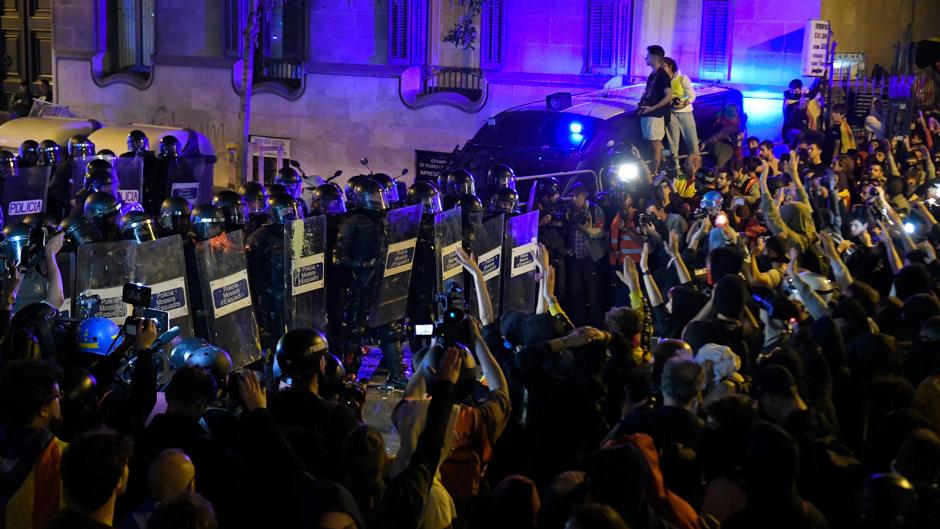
[168, 157, 214, 206]
[501, 211, 540, 314]
[469, 214, 505, 318]
[132, 236, 194, 338]
[70, 155, 118, 198]
[114, 156, 144, 205]
[76, 238, 194, 336]
[369, 204, 423, 327]
[434, 206, 464, 301]
[2, 166, 51, 225]
[285, 215, 328, 331]
[76, 240, 135, 325]
[192, 230, 263, 367]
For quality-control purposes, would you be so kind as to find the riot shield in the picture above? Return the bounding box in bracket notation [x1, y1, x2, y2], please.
[114, 156, 144, 205]
[131, 236, 194, 338]
[192, 230, 262, 367]
[1, 166, 50, 224]
[70, 155, 118, 199]
[501, 211, 539, 314]
[76, 237, 194, 337]
[168, 157, 214, 206]
[284, 215, 328, 331]
[369, 204, 423, 327]
[434, 206, 464, 301]
[469, 214, 505, 318]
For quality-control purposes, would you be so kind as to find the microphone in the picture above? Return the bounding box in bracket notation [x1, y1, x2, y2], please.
[151, 325, 181, 349]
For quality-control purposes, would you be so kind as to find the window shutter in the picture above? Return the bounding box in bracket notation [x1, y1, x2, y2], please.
[700, 0, 731, 80]
[280, 0, 307, 60]
[223, 0, 242, 57]
[615, 0, 631, 71]
[480, 0, 504, 69]
[588, 0, 614, 70]
[388, 0, 409, 65]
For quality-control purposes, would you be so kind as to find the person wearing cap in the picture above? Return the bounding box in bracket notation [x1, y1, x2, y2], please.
[745, 235, 790, 291]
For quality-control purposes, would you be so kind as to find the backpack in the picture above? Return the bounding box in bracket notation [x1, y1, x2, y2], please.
[440, 405, 492, 502]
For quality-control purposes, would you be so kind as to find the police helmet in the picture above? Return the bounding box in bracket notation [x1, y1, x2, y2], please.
[212, 190, 248, 231]
[265, 183, 288, 197]
[276, 328, 330, 379]
[488, 187, 519, 214]
[0, 150, 17, 177]
[84, 167, 115, 194]
[350, 178, 389, 211]
[237, 181, 267, 213]
[119, 211, 157, 243]
[788, 271, 836, 306]
[1, 222, 29, 267]
[59, 215, 101, 251]
[372, 173, 401, 204]
[456, 193, 484, 225]
[21, 213, 57, 231]
[85, 157, 113, 172]
[77, 317, 123, 356]
[159, 135, 180, 159]
[267, 192, 303, 224]
[275, 167, 303, 198]
[311, 182, 347, 215]
[488, 163, 516, 190]
[184, 345, 234, 389]
[344, 174, 368, 202]
[98, 149, 116, 157]
[127, 129, 150, 153]
[67, 135, 95, 158]
[189, 204, 226, 241]
[445, 169, 476, 196]
[38, 140, 61, 166]
[61, 366, 98, 405]
[18, 140, 39, 167]
[406, 181, 443, 215]
[158, 196, 193, 236]
[83, 192, 121, 220]
[536, 177, 561, 199]
[169, 337, 210, 370]
[856, 473, 917, 529]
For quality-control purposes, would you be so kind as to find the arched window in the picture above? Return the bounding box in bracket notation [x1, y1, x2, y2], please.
[106, 0, 154, 77]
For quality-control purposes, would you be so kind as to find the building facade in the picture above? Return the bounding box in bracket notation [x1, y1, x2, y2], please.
[41, 0, 932, 187]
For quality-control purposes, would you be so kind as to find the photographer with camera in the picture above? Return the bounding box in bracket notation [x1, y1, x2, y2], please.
[565, 184, 607, 327]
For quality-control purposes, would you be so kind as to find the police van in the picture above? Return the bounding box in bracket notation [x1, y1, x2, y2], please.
[452, 81, 745, 197]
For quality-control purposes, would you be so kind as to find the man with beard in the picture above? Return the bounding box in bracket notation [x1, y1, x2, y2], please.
[0, 360, 68, 529]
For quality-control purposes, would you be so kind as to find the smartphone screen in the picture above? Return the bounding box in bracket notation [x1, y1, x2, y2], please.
[415, 324, 434, 336]
[142, 308, 170, 334]
[715, 213, 728, 227]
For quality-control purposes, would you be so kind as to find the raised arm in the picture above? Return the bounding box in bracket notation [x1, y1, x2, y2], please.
[43, 232, 65, 310]
[639, 243, 664, 308]
[790, 149, 810, 204]
[817, 231, 853, 289]
[665, 231, 691, 284]
[456, 247, 494, 326]
[877, 220, 904, 274]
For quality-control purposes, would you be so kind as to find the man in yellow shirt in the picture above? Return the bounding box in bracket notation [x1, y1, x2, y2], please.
[662, 57, 700, 166]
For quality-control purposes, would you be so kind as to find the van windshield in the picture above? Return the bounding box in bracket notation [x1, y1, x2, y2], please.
[469, 111, 601, 151]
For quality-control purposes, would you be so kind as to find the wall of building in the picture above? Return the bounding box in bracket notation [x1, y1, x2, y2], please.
[502, 0, 588, 75]
[822, 0, 940, 73]
[309, 0, 388, 64]
[728, 0, 821, 86]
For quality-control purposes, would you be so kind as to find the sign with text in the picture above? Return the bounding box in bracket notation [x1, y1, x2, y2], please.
[384, 238, 418, 277]
[415, 150, 452, 183]
[209, 270, 253, 318]
[477, 246, 502, 282]
[801, 19, 831, 77]
[292, 252, 325, 295]
[148, 277, 189, 320]
[510, 241, 538, 277]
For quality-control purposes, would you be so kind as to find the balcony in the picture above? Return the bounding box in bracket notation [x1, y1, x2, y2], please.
[232, 56, 306, 101]
[400, 66, 489, 113]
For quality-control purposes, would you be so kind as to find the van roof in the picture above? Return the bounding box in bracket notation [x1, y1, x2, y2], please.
[507, 82, 735, 121]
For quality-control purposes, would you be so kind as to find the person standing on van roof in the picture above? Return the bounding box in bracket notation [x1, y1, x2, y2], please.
[637, 45, 673, 175]
[662, 57, 699, 170]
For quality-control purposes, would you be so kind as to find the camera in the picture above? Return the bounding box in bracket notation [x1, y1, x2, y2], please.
[122, 282, 154, 338]
[75, 292, 102, 319]
[431, 281, 473, 347]
[573, 210, 590, 226]
[637, 213, 652, 227]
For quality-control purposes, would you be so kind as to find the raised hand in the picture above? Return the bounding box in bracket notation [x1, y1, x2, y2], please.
[236, 370, 267, 412]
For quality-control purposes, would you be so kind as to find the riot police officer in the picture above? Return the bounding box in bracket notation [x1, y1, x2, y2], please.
[212, 190, 248, 233]
[157, 196, 192, 238]
[0, 150, 17, 180]
[487, 187, 519, 219]
[535, 177, 567, 300]
[488, 163, 517, 191]
[333, 177, 405, 385]
[123, 130, 163, 217]
[238, 181, 268, 235]
[310, 182, 346, 216]
[442, 169, 475, 210]
[18, 140, 39, 168]
[373, 173, 401, 208]
[245, 193, 302, 354]
[404, 182, 442, 353]
[59, 214, 101, 252]
[313, 182, 349, 349]
[118, 211, 158, 243]
[456, 193, 484, 251]
[83, 191, 122, 241]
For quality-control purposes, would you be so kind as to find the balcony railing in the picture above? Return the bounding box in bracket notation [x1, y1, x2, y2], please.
[255, 57, 304, 86]
[420, 67, 485, 102]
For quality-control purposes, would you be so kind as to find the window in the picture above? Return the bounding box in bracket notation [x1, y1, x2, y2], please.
[225, 0, 308, 98]
[586, 0, 631, 75]
[700, 0, 732, 80]
[480, 0, 504, 70]
[106, 0, 155, 78]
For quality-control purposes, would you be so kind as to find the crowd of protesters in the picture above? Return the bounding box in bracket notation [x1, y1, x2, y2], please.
[3, 45, 940, 529]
